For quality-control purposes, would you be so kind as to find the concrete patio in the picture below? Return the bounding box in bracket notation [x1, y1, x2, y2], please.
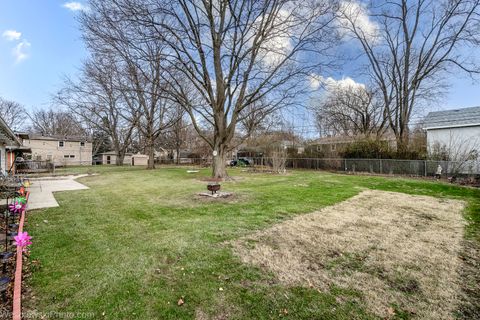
[27, 175, 90, 210]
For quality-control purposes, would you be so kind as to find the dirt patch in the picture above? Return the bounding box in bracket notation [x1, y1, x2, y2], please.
[196, 176, 245, 183]
[231, 190, 466, 319]
[193, 192, 246, 204]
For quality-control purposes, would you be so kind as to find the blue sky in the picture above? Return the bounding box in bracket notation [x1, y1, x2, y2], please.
[0, 0, 479, 114]
[0, 1, 87, 110]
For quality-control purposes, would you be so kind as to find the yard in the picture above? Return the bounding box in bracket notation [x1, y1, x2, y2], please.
[24, 167, 479, 319]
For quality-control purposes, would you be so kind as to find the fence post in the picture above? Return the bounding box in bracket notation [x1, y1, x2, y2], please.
[379, 159, 382, 174]
[344, 159, 347, 171]
[424, 160, 427, 177]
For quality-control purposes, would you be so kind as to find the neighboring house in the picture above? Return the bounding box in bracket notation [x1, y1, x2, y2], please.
[310, 136, 358, 158]
[309, 134, 396, 158]
[22, 134, 93, 166]
[154, 147, 170, 160]
[424, 106, 480, 161]
[237, 140, 305, 159]
[99, 152, 149, 166]
[0, 116, 21, 174]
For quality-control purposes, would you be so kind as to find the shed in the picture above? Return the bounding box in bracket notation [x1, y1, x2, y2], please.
[99, 151, 133, 165]
[131, 154, 149, 166]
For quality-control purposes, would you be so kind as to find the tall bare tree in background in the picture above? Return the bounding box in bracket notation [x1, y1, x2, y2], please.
[28, 107, 86, 136]
[80, 0, 180, 169]
[0, 97, 27, 131]
[95, 0, 338, 178]
[338, 0, 480, 153]
[315, 82, 387, 137]
[56, 55, 139, 166]
[157, 104, 188, 164]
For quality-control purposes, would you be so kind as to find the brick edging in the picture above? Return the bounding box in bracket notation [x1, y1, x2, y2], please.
[12, 191, 29, 320]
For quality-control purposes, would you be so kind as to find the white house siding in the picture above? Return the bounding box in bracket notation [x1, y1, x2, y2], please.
[427, 126, 480, 155]
[427, 126, 480, 174]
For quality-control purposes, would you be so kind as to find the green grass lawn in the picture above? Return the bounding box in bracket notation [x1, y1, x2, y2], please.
[25, 167, 480, 319]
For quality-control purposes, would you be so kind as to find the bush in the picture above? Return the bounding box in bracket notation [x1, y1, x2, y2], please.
[342, 139, 394, 159]
[342, 137, 426, 160]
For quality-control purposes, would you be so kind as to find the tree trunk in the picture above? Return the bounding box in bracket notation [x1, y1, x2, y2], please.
[146, 137, 155, 169]
[176, 145, 180, 165]
[116, 152, 125, 166]
[396, 132, 410, 157]
[212, 145, 227, 179]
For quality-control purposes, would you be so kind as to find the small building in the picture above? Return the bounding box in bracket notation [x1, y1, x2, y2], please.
[131, 154, 149, 166]
[99, 151, 149, 166]
[424, 106, 480, 160]
[22, 134, 92, 166]
[99, 152, 132, 165]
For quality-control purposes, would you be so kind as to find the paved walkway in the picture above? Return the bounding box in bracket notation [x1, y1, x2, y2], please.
[28, 175, 90, 210]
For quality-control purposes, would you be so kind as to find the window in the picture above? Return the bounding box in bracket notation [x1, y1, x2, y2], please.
[64, 155, 69, 159]
[59, 141, 65, 147]
[64, 155, 76, 159]
[70, 155, 75, 158]
[80, 141, 85, 147]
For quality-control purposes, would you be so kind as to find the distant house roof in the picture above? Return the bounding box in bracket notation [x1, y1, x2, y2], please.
[424, 106, 480, 130]
[310, 134, 395, 145]
[99, 151, 133, 156]
[27, 133, 91, 142]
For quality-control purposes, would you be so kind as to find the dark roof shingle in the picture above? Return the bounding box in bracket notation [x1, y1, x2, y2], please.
[424, 106, 480, 129]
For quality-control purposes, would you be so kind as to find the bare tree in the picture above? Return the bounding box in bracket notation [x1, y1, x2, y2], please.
[0, 97, 27, 131]
[28, 107, 86, 136]
[315, 82, 387, 137]
[96, 0, 338, 178]
[339, 0, 480, 153]
[80, 1, 180, 169]
[56, 55, 138, 166]
[158, 105, 189, 164]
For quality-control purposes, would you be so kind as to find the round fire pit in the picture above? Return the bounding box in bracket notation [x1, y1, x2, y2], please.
[207, 183, 221, 195]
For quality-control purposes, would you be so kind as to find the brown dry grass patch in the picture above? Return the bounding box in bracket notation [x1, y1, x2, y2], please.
[231, 190, 466, 319]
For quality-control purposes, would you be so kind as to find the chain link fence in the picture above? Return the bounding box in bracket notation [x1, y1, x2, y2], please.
[15, 157, 480, 178]
[250, 157, 480, 178]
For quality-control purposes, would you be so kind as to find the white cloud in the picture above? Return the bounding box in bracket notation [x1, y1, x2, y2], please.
[309, 74, 365, 91]
[309, 74, 323, 90]
[2, 30, 22, 41]
[258, 9, 295, 67]
[12, 40, 31, 63]
[337, 0, 379, 43]
[262, 35, 293, 66]
[62, 2, 88, 12]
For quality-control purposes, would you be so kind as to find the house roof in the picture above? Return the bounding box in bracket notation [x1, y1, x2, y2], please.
[0, 116, 21, 146]
[27, 133, 91, 142]
[310, 133, 395, 145]
[132, 154, 148, 158]
[99, 151, 133, 156]
[424, 106, 480, 130]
